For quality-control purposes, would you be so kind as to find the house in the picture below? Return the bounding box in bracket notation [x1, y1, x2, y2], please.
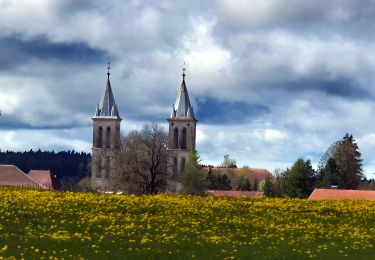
[308, 188, 375, 200]
[0, 164, 55, 189]
[28, 170, 56, 189]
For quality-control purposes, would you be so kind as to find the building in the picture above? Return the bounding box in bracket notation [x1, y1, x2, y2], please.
[91, 65, 121, 191]
[0, 164, 55, 189]
[27, 170, 56, 189]
[167, 68, 197, 188]
[309, 188, 375, 200]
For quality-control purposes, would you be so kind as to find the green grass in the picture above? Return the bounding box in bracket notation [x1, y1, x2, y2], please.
[0, 189, 375, 259]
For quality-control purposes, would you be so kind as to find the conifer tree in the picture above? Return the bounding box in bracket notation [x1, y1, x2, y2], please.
[317, 157, 340, 188]
[181, 149, 207, 195]
[262, 174, 274, 197]
[334, 133, 363, 189]
[282, 158, 315, 198]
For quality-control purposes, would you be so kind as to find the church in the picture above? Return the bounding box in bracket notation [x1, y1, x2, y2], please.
[91, 65, 196, 191]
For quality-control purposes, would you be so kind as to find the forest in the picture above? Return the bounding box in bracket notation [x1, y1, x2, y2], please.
[0, 149, 91, 180]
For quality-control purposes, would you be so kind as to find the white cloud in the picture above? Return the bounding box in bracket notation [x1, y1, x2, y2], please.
[179, 19, 234, 94]
[196, 128, 208, 145]
[264, 129, 288, 142]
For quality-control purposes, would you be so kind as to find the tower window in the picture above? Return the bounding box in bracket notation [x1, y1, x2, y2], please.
[181, 128, 187, 149]
[174, 127, 179, 148]
[98, 126, 103, 148]
[106, 127, 111, 148]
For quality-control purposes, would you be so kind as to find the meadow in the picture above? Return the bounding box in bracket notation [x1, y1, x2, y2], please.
[0, 189, 375, 259]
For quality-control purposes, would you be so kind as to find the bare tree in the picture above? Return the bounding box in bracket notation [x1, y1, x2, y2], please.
[119, 123, 170, 194]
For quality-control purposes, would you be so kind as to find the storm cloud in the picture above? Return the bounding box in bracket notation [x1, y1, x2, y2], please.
[1, 0, 375, 177]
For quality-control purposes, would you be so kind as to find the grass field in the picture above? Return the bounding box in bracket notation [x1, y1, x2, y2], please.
[0, 189, 375, 259]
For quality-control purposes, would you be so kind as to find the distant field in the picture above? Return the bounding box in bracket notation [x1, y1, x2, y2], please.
[0, 190, 375, 259]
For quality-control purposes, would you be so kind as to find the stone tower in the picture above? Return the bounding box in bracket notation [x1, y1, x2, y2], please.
[168, 68, 197, 184]
[91, 65, 121, 191]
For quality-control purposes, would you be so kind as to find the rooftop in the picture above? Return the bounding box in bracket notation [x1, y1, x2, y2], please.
[309, 188, 375, 200]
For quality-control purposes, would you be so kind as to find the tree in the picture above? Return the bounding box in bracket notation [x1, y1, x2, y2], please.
[120, 123, 169, 194]
[258, 174, 274, 197]
[221, 154, 237, 168]
[368, 180, 375, 190]
[206, 169, 231, 190]
[282, 158, 315, 198]
[333, 133, 363, 189]
[181, 149, 207, 195]
[272, 168, 284, 197]
[218, 174, 231, 190]
[233, 171, 251, 191]
[253, 178, 259, 191]
[316, 157, 340, 188]
[77, 176, 94, 192]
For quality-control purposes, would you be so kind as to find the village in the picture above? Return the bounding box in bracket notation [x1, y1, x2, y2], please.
[1, 1, 375, 259]
[1, 64, 374, 201]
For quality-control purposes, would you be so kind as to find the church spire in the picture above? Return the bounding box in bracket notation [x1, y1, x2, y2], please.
[171, 64, 196, 119]
[95, 63, 120, 118]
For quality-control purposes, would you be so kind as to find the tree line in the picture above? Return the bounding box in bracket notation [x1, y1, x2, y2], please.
[0, 149, 91, 180]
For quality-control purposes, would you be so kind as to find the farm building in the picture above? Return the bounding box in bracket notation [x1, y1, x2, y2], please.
[0, 165, 56, 189]
[309, 188, 375, 200]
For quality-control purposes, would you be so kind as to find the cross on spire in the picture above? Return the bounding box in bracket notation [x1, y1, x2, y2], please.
[107, 61, 111, 79]
[182, 62, 186, 80]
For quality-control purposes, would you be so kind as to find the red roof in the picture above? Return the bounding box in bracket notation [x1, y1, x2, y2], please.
[28, 170, 55, 189]
[0, 165, 46, 188]
[208, 190, 264, 198]
[309, 188, 375, 200]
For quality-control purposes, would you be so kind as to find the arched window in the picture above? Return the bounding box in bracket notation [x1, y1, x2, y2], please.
[181, 128, 187, 149]
[105, 157, 110, 178]
[98, 126, 103, 148]
[173, 157, 178, 178]
[181, 158, 186, 174]
[174, 127, 179, 148]
[106, 127, 111, 148]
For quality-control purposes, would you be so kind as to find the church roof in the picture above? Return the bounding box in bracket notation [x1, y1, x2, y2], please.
[170, 71, 196, 120]
[95, 70, 120, 118]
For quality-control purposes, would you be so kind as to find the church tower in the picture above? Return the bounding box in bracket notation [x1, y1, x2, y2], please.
[91, 64, 121, 191]
[168, 67, 197, 184]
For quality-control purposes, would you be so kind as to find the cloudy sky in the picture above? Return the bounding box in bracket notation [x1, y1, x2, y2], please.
[1, 0, 375, 177]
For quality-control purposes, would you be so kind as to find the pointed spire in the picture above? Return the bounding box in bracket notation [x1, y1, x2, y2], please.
[94, 63, 120, 118]
[171, 64, 196, 119]
[187, 105, 195, 118]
